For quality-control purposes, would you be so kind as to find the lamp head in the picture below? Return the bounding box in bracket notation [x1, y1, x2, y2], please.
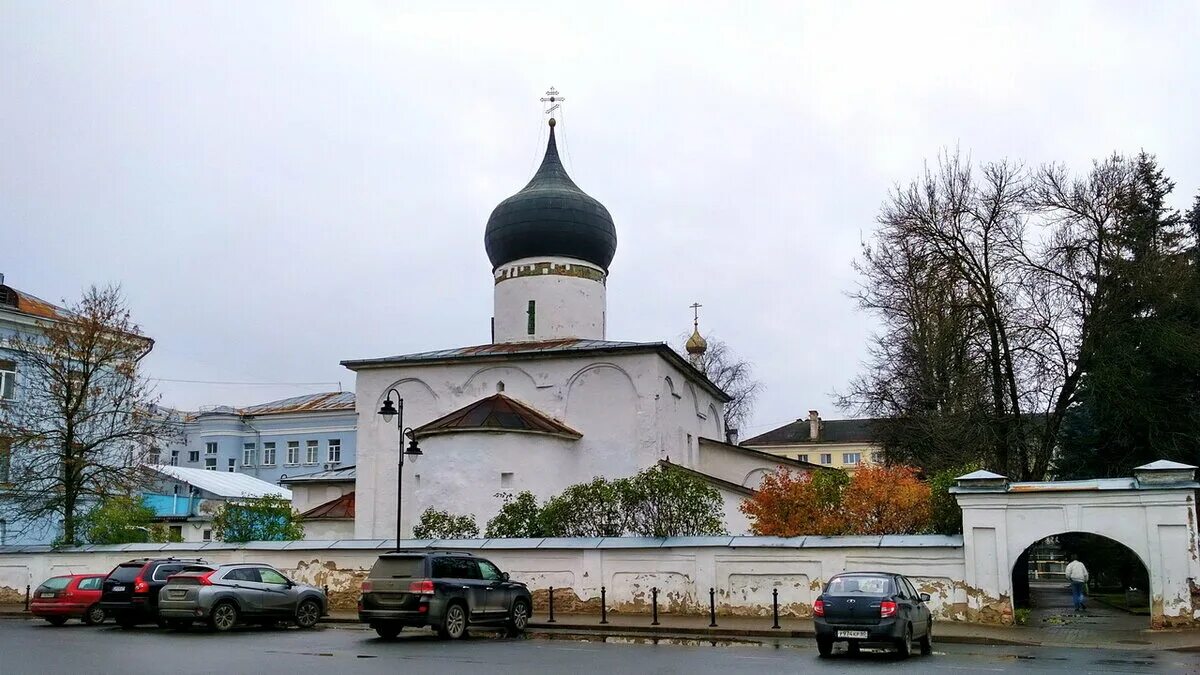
[378, 397, 398, 422]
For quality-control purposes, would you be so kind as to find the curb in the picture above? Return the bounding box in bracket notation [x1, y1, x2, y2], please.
[525, 622, 1036, 647]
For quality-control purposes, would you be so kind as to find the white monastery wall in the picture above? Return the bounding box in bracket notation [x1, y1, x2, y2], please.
[0, 538, 967, 619]
[353, 351, 726, 539]
[291, 483, 353, 514]
[492, 257, 606, 343]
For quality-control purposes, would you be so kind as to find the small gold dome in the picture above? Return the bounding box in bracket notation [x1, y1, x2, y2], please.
[685, 327, 708, 355]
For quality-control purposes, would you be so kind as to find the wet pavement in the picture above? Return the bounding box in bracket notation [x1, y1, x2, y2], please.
[2, 614, 1198, 674]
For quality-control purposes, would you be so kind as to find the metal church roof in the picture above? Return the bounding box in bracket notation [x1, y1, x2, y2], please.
[147, 464, 291, 499]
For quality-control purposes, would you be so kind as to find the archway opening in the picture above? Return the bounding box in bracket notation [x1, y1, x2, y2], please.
[1012, 532, 1150, 630]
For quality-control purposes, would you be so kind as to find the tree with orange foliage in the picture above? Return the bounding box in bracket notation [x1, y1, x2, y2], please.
[840, 465, 932, 535]
[740, 465, 932, 536]
[739, 468, 849, 536]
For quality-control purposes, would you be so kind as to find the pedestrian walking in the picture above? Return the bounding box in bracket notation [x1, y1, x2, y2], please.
[1065, 554, 1089, 611]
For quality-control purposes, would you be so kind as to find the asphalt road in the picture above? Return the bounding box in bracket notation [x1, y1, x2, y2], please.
[1, 617, 1197, 674]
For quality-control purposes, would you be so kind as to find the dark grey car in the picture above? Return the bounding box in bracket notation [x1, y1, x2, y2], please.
[158, 563, 327, 632]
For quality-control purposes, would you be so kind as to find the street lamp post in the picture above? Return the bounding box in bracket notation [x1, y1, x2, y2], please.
[378, 389, 422, 547]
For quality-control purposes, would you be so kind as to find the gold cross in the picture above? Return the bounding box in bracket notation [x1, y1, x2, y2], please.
[690, 302, 702, 329]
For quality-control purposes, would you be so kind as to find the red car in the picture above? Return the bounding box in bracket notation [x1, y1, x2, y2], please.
[30, 574, 107, 626]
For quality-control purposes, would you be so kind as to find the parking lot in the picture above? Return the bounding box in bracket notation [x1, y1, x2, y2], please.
[2, 616, 1198, 674]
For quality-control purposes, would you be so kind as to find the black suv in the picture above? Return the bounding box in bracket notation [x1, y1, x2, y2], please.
[100, 557, 212, 629]
[359, 551, 532, 640]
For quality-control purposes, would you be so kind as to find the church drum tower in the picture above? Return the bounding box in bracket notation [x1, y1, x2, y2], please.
[485, 118, 617, 343]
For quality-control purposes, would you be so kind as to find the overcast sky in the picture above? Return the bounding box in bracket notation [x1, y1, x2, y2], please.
[3, 1, 1199, 437]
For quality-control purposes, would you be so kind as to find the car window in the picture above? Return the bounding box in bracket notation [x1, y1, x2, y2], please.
[433, 557, 479, 580]
[40, 576, 72, 590]
[372, 556, 424, 579]
[826, 575, 894, 596]
[258, 568, 289, 585]
[477, 560, 504, 581]
[903, 578, 922, 600]
[225, 568, 259, 583]
[77, 577, 103, 590]
[110, 564, 143, 582]
[153, 564, 186, 581]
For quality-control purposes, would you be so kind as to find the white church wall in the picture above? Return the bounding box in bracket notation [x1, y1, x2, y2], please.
[696, 438, 790, 489]
[352, 351, 720, 539]
[493, 256, 606, 343]
[715, 486, 752, 535]
[0, 537, 967, 619]
[290, 482, 353, 514]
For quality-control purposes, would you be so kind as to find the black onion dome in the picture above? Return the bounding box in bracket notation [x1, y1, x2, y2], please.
[485, 123, 617, 271]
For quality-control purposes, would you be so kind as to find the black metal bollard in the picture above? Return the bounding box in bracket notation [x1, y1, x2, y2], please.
[24, 585, 30, 612]
[547, 586, 556, 623]
[323, 584, 329, 597]
[600, 586, 608, 624]
[651, 587, 660, 626]
[709, 587, 717, 627]
[771, 588, 780, 629]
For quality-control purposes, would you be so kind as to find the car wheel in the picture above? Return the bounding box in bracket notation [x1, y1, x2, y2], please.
[506, 598, 530, 636]
[919, 621, 933, 656]
[374, 623, 402, 640]
[45, 616, 68, 627]
[896, 625, 913, 659]
[816, 637, 833, 658]
[83, 605, 106, 626]
[209, 601, 239, 633]
[437, 602, 468, 640]
[295, 599, 321, 629]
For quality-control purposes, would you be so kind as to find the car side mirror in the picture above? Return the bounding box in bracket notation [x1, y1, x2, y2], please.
[502, 572, 510, 582]
[919, 593, 931, 603]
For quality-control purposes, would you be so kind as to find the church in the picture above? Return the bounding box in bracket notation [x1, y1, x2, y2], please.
[342, 113, 812, 538]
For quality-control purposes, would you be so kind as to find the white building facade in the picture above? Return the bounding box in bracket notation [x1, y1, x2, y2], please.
[341, 117, 806, 538]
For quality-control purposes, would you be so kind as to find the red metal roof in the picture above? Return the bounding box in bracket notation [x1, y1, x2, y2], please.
[412, 393, 582, 440]
[299, 491, 355, 520]
[0, 285, 70, 320]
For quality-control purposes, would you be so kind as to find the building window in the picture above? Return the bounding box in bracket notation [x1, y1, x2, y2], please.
[0, 360, 16, 400]
[188, 450, 199, 463]
[262, 442, 276, 466]
[0, 519, 6, 545]
[305, 440, 318, 465]
[227, 458, 236, 472]
[204, 457, 217, 470]
[243, 443, 256, 466]
[146, 447, 161, 464]
[202, 529, 212, 542]
[842, 452, 862, 466]
[328, 439, 341, 463]
[286, 441, 299, 466]
[0, 437, 10, 483]
[205, 442, 218, 455]
[798, 454, 809, 463]
[820, 453, 832, 465]
[170, 449, 179, 466]
[501, 472, 513, 488]
[527, 300, 536, 335]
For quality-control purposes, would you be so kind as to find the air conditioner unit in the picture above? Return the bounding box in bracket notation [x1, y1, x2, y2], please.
[323, 462, 340, 470]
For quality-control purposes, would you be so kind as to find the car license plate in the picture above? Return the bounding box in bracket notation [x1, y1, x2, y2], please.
[837, 630, 869, 639]
[38, 592, 56, 599]
[112, 585, 126, 592]
[169, 590, 185, 599]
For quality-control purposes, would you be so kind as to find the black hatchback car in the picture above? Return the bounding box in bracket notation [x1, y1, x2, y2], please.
[359, 551, 532, 640]
[813, 571, 933, 658]
[100, 557, 211, 629]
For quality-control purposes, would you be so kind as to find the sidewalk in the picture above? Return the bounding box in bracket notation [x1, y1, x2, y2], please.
[7, 604, 1200, 651]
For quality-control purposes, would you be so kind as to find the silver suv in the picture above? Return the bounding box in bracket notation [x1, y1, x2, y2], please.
[159, 563, 327, 632]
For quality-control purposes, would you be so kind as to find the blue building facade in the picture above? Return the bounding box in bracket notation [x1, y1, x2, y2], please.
[159, 392, 357, 486]
[0, 275, 81, 545]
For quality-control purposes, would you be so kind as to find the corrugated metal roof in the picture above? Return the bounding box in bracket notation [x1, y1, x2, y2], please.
[146, 464, 291, 499]
[342, 338, 731, 403]
[342, 338, 653, 367]
[0, 285, 70, 321]
[742, 417, 882, 446]
[194, 391, 355, 418]
[279, 465, 356, 484]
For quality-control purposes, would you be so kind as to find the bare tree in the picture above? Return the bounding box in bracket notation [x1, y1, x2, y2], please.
[680, 335, 763, 434]
[0, 285, 177, 545]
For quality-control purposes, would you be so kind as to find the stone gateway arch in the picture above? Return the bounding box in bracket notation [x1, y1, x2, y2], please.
[953, 460, 1200, 627]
